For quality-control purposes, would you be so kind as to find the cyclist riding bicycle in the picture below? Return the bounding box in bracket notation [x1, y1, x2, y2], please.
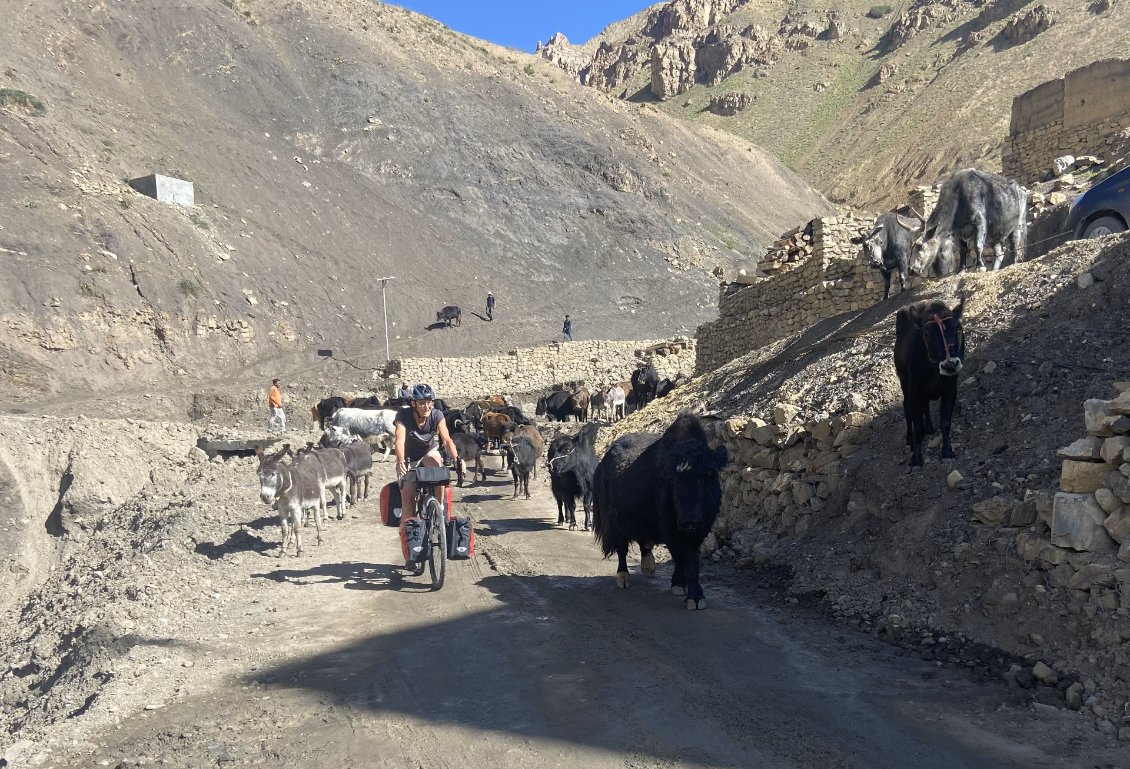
[394, 384, 460, 562]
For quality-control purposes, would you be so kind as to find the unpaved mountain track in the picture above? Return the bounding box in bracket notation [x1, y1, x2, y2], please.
[23, 454, 1120, 768]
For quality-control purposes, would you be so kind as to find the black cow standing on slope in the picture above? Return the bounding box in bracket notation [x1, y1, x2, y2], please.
[894, 299, 966, 467]
[852, 211, 919, 301]
[547, 422, 600, 531]
[592, 414, 728, 610]
[630, 364, 659, 409]
[436, 305, 462, 327]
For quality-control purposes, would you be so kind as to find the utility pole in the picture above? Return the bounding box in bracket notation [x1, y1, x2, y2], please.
[376, 276, 394, 362]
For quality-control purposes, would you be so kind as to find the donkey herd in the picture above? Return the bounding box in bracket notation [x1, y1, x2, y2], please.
[249, 165, 1015, 608]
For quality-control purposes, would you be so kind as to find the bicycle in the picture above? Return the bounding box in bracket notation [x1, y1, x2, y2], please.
[406, 464, 450, 590]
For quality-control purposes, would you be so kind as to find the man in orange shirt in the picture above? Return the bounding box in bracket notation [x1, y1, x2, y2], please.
[267, 378, 285, 432]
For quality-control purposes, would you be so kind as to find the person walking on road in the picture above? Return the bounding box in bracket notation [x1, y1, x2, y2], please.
[267, 378, 286, 432]
[562, 315, 573, 342]
[486, 292, 495, 322]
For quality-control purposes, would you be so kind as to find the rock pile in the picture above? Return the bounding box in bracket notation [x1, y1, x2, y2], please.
[1000, 4, 1057, 45]
[1012, 384, 1130, 612]
[708, 92, 754, 116]
[709, 405, 862, 545]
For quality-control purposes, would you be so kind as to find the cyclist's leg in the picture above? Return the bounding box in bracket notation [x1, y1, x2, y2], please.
[418, 449, 443, 468]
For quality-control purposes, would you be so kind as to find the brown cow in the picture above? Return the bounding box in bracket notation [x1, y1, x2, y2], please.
[573, 386, 591, 422]
[480, 411, 512, 452]
[501, 422, 544, 479]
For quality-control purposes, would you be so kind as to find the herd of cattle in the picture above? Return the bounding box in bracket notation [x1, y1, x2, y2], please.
[250, 169, 1008, 606]
[255, 287, 969, 609]
[251, 362, 733, 609]
[853, 167, 1029, 300]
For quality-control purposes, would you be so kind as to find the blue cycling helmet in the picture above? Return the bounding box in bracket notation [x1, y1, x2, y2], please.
[409, 383, 435, 401]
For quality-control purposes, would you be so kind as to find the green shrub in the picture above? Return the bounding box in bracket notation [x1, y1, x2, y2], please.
[0, 88, 46, 115]
[866, 5, 893, 18]
[523, 63, 535, 76]
[177, 277, 201, 298]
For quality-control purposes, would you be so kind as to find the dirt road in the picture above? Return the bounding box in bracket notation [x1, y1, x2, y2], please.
[17, 454, 1119, 769]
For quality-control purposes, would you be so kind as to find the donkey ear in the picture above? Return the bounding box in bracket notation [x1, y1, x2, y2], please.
[952, 301, 964, 320]
[712, 445, 729, 470]
[254, 446, 265, 458]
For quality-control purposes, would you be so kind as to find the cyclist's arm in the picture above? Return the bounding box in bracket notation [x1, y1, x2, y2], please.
[437, 419, 459, 466]
[394, 423, 408, 478]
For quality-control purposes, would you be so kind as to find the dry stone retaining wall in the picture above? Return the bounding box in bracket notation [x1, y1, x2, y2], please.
[1003, 58, 1130, 184]
[695, 209, 921, 374]
[387, 338, 696, 399]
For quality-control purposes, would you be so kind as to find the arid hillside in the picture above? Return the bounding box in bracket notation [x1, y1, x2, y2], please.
[539, 0, 1130, 207]
[0, 0, 829, 405]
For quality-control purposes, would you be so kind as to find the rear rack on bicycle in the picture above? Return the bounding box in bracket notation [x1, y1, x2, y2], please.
[415, 466, 451, 484]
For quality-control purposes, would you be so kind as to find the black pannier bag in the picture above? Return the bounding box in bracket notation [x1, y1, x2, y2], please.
[447, 516, 475, 560]
[400, 516, 430, 563]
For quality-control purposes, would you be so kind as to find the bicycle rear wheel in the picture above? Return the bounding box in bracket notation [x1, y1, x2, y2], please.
[425, 497, 447, 590]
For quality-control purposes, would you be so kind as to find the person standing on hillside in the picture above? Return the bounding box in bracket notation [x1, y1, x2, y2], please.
[562, 315, 573, 342]
[267, 378, 285, 432]
[486, 292, 495, 322]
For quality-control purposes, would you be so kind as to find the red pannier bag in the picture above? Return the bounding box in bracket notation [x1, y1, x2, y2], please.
[380, 481, 402, 527]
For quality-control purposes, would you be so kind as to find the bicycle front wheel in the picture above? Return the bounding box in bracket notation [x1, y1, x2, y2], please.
[425, 497, 447, 590]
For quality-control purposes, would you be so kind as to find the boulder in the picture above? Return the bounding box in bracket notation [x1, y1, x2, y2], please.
[708, 92, 755, 116]
[1057, 436, 1103, 461]
[1102, 436, 1130, 464]
[1053, 155, 1076, 175]
[972, 495, 1014, 526]
[1001, 4, 1057, 44]
[773, 402, 800, 425]
[1096, 488, 1122, 514]
[1110, 389, 1130, 415]
[1104, 507, 1130, 544]
[1084, 399, 1114, 436]
[1060, 459, 1118, 493]
[1051, 492, 1118, 552]
[650, 41, 697, 100]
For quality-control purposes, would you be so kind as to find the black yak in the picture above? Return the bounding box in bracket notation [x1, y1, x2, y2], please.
[503, 436, 538, 500]
[630, 364, 659, 409]
[894, 299, 966, 467]
[592, 414, 728, 610]
[910, 168, 1027, 274]
[852, 211, 919, 300]
[548, 422, 600, 531]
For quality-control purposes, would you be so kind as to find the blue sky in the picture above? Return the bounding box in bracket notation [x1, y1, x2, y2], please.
[390, 1, 654, 52]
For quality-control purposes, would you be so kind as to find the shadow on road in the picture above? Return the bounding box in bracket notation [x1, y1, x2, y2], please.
[240, 568, 1033, 769]
[251, 560, 437, 593]
[195, 517, 278, 559]
[476, 516, 557, 537]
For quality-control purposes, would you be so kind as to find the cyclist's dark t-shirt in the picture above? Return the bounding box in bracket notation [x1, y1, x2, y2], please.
[395, 407, 445, 462]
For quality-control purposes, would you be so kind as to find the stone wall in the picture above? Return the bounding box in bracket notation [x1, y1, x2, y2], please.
[695, 209, 914, 374]
[385, 338, 696, 399]
[1003, 58, 1130, 184]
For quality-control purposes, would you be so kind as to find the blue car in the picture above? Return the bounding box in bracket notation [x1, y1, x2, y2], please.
[1065, 163, 1130, 239]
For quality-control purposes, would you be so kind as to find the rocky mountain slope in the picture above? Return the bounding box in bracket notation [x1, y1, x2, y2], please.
[0, 0, 829, 406]
[539, 0, 1130, 207]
